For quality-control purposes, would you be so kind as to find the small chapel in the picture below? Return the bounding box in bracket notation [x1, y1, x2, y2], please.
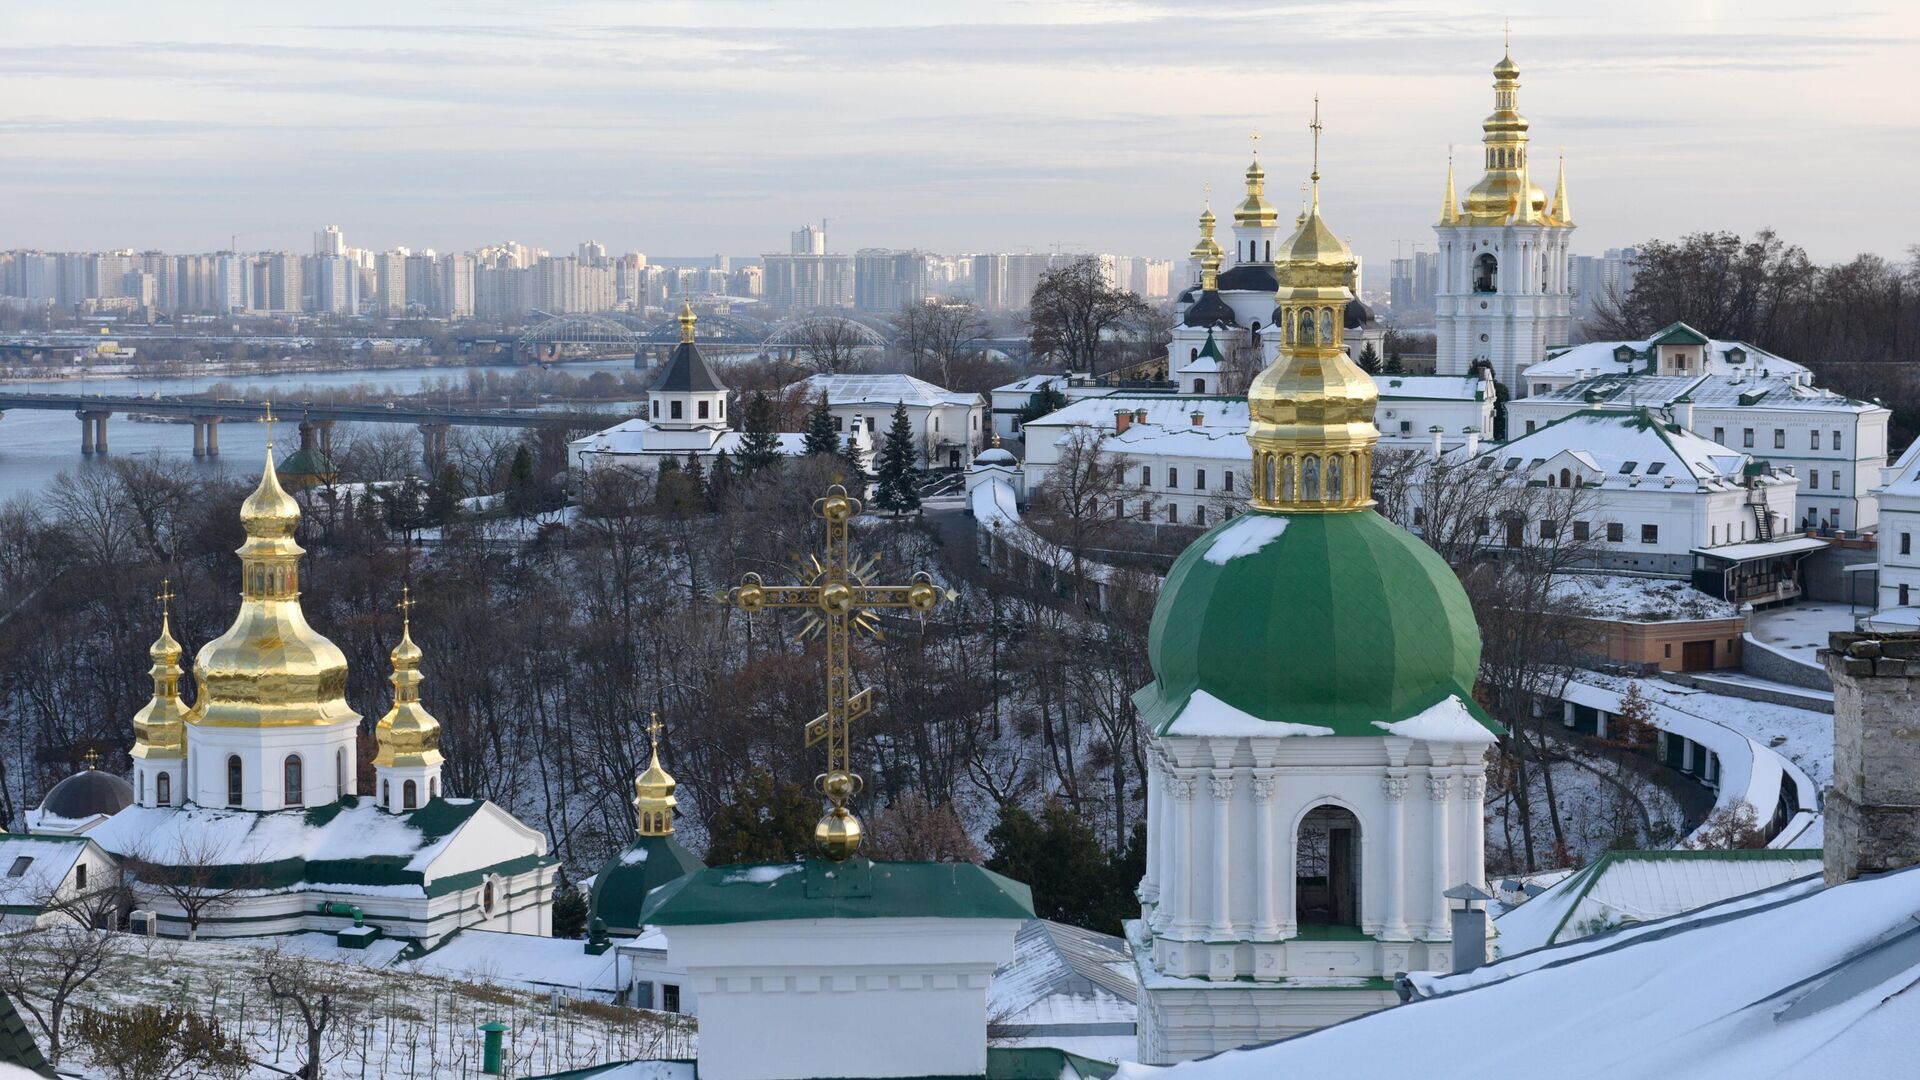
[87, 434, 556, 946]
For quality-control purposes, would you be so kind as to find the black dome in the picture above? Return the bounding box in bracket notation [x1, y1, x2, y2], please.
[1183, 290, 1240, 328]
[1216, 263, 1277, 293]
[1176, 286, 1197, 304]
[39, 770, 133, 820]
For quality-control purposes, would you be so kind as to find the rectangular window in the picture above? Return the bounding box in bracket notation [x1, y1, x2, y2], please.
[1224, 471, 1235, 493]
[1167, 503, 1178, 524]
[933, 416, 940, 432]
[1833, 471, 1842, 492]
[1607, 522, 1624, 543]
[1526, 420, 1537, 434]
[1115, 500, 1126, 519]
[1195, 505, 1207, 526]
[1167, 467, 1179, 488]
[1414, 506, 1427, 527]
[834, 416, 844, 431]
[1811, 430, 1820, 450]
[670, 400, 683, 420]
[1811, 472, 1819, 490]
[1743, 428, 1754, 448]
[1140, 466, 1151, 486]
[1641, 523, 1659, 544]
[1664, 643, 1672, 659]
[1573, 520, 1590, 542]
[1400, 420, 1412, 434]
[1833, 430, 1843, 451]
[1903, 533, 1912, 556]
[1713, 427, 1725, 444]
[663, 985, 682, 1013]
[1540, 520, 1558, 540]
[1774, 429, 1785, 449]
[1196, 469, 1207, 490]
[697, 400, 710, 419]
[1832, 507, 1841, 525]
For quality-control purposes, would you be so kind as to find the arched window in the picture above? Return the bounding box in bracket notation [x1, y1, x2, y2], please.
[1263, 454, 1276, 502]
[1560, 468, 1572, 488]
[1194, 378, 1207, 395]
[1302, 456, 1320, 502]
[482, 880, 497, 917]
[1474, 253, 1499, 294]
[336, 748, 346, 798]
[429, 777, 439, 800]
[1297, 804, 1361, 927]
[1325, 455, 1343, 503]
[1189, 347, 1198, 361]
[156, 772, 171, 806]
[284, 755, 303, 806]
[403, 779, 418, 810]
[226, 756, 243, 806]
[138, 770, 146, 804]
[382, 779, 391, 809]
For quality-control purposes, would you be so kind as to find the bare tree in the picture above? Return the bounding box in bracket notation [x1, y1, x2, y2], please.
[256, 946, 363, 1080]
[795, 317, 873, 375]
[125, 834, 267, 941]
[1025, 257, 1153, 375]
[891, 301, 989, 387]
[0, 922, 120, 1064]
[1025, 427, 1133, 598]
[43, 467, 137, 566]
[864, 793, 982, 862]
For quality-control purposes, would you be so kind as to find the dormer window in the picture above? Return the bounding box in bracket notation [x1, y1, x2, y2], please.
[1646, 462, 1666, 475]
[1503, 457, 1521, 471]
[1726, 347, 1747, 365]
[1620, 462, 1638, 474]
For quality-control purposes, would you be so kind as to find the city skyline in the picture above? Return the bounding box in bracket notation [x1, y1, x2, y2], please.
[0, 2, 1913, 269]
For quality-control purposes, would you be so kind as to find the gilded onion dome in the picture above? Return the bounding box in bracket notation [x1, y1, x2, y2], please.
[1233, 144, 1278, 229]
[373, 587, 443, 770]
[1461, 49, 1552, 225]
[130, 581, 188, 760]
[190, 433, 359, 730]
[1188, 197, 1224, 274]
[633, 714, 677, 836]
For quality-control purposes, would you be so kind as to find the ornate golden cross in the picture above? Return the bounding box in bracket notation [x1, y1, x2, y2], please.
[155, 578, 175, 620]
[646, 711, 663, 755]
[82, 748, 101, 770]
[727, 484, 953, 859]
[396, 584, 415, 630]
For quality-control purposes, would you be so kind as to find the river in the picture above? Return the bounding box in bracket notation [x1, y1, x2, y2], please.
[0, 359, 642, 503]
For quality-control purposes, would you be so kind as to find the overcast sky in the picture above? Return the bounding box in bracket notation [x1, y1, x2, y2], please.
[1, 1, 1913, 275]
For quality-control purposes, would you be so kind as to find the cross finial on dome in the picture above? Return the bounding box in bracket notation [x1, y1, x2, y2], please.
[258, 401, 276, 448]
[1504, 17, 1511, 52]
[396, 583, 415, 632]
[155, 577, 175, 620]
[82, 748, 101, 771]
[647, 711, 663, 755]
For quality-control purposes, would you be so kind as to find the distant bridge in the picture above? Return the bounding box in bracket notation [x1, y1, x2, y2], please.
[513, 310, 899, 366]
[0, 392, 620, 469]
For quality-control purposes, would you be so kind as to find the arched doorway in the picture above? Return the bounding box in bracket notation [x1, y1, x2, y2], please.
[1473, 253, 1499, 293]
[1296, 805, 1361, 928]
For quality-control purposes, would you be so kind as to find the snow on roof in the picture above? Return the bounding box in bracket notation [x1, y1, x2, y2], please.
[571, 421, 820, 460]
[1122, 865, 1920, 1080]
[1165, 689, 1333, 738]
[1023, 396, 1249, 432]
[792, 373, 982, 409]
[0, 833, 90, 907]
[994, 374, 1070, 395]
[1462, 410, 1755, 487]
[1519, 373, 1876, 415]
[1096, 424, 1253, 462]
[1690, 536, 1829, 562]
[1372, 695, 1499, 743]
[1549, 574, 1739, 622]
[1376, 375, 1486, 402]
[1526, 334, 1807, 381]
[989, 919, 1137, 1037]
[1492, 849, 1822, 955]
[406, 928, 627, 993]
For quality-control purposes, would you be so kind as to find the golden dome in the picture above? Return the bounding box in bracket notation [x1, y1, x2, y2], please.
[189, 449, 359, 731]
[633, 714, 677, 837]
[1188, 198, 1225, 266]
[677, 301, 697, 344]
[373, 588, 443, 770]
[1246, 110, 1378, 516]
[1494, 51, 1519, 78]
[1456, 47, 1565, 226]
[1234, 150, 1279, 229]
[130, 582, 188, 760]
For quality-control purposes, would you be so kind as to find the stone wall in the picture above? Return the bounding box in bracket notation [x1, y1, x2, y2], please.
[1743, 632, 1834, 692]
[1823, 631, 1920, 886]
[1802, 543, 1878, 605]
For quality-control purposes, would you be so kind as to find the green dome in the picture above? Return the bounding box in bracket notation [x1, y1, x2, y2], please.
[1134, 511, 1498, 738]
[588, 833, 705, 936]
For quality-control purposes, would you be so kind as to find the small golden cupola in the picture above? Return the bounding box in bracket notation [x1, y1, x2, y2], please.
[633, 714, 677, 836]
[1233, 136, 1279, 232]
[187, 407, 362, 811]
[1246, 100, 1379, 516]
[374, 585, 445, 813]
[1188, 190, 1225, 287]
[130, 579, 188, 808]
[678, 299, 697, 343]
[1462, 45, 1550, 224]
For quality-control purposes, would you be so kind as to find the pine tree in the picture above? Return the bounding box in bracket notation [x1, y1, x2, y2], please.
[736, 390, 783, 474]
[1384, 347, 1406, 374]
[504, 443, 537, 517]
[1356, 340, 1381, 373]
[801, 391, 839, 457]
[706, 449, 736, 510]
[871, 401, 921, 515]
[682, 450, 706, 490]
[423, 464, 465, 526]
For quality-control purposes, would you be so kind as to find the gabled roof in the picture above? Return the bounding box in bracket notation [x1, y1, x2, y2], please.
[0, 991, 51, 1077]
[792, 373, 982, 409]
[639, 858, 1034, 926]
[0, 833, 97, 913]
[1649, 320, 1712, 346]
[989, 919, 1138, 1036]
[1527, 333, 1807, 381]
[1460, 409, 1756, 488]
[650, 341, 726, 394]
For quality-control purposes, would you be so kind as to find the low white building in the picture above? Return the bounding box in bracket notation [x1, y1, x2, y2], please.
[789, 372, 986, 470]
[1509, 368, 1889, 533]
[0, 834, 119, 929]
[1371, 372, 1495, 451]
[1520, 322, 1809, 398]
[1417, 409, 1808, 590]
[1872, 440, 1920, 612]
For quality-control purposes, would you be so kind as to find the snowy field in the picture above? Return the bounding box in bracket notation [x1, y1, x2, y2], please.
[1550, 574, 1738, 622]
[51, 933, 691, 1079]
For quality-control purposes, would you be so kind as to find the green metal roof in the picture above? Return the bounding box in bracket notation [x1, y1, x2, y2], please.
[589, 833, 705, 934]
[0, 990, 51, 1077]
[1137, 510, 1499, 737]
[639, 858, 1035, 927]
[1649, 321, 1711, 347]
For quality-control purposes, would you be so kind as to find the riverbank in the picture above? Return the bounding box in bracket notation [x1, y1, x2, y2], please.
[0, 354, 517, 385]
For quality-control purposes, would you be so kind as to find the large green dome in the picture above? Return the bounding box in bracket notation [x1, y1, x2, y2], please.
[1134, 510, 1498, 738]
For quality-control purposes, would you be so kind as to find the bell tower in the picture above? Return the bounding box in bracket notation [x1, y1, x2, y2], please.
[1433, 40, 1576, 393]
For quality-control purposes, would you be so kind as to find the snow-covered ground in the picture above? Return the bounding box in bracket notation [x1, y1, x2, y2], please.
[54, 933, 690, 1079]
[1550, 574, 1739, 622]
[1747, 602, 1860, 669]
[1577, 673, 1833, 790]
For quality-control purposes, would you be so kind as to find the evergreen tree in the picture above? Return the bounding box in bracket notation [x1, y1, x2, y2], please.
[703, 769, 820, 864]
[381, 475, 427, 542]
[1356, 340, 1381, 373]
[551, 872, 589, 938]
[706, 449, 736, 510]
[1384, 346, 1406, 374]
[504, 443, 538, 517]
[423, 464, 464, 526]
[985, 804, 1142, 935]
[736, 390, 783, 474]
[682, 450, 706, 491]
[801, 391, 839, 457]
[870, 401, 921, 515]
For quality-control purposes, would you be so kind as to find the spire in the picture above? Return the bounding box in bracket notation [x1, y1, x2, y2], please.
[1551, 150, 1572, 225]
[131, 578, 188, 763]
[1297, 182, 1309, 227]
[1462, 37, 1539, 224]
[1440, 150, 1460, 226]
[678, 300, 697, 344]
[1247, 101, 1377, 516]
[1513, 149, 1542, 223]
[1308, 96, 1322, 212]
[374, 585, 443, 778]
[633, 713, 678, 837]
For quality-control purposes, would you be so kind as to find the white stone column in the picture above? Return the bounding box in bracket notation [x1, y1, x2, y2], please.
[1207, 770, 1235, 940]
[1460, 770, 1487, 893]
[1427, 768, 1453, 938]
[1251, 773, 1279, 939]
[1381, 771, 1410, 939]
[1168, 771, 1199, 937]
[1142, 754, 1162, 907]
